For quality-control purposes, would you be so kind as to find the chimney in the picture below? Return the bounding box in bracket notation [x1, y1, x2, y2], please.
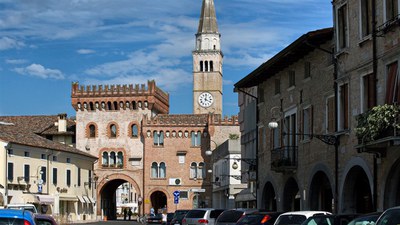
[58, 113, 67, 132]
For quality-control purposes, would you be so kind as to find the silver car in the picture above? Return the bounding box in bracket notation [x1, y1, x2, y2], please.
[182, 209, 224, 225]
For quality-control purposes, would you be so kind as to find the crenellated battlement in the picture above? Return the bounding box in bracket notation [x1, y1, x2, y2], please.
[143, 114, 209, 127]
[71, 80, 169, 114]
[209, 114, 239, 126]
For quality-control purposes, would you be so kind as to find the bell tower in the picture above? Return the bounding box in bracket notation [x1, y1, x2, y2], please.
[193, 0, 223, 115]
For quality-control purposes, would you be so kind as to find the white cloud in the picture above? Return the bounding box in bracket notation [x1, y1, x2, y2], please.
[0, 37, 25, 50]
[14, 64, 65, 80]
[5, 59, 28, 65]
[77, 49, 96, 54]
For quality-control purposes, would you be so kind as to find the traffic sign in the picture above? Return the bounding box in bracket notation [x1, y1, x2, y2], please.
[173, 191, 180, 197]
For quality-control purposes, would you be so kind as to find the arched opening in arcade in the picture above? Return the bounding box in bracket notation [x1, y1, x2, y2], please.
[98, 176, 140, 220]
[383, 158, 400, 208]
[150, 191, 167, 214]
[342, 165, 373, 213]
[283, 177, 300, 211]
[309, 171, 333, 212]
[262, 182, 277, 211]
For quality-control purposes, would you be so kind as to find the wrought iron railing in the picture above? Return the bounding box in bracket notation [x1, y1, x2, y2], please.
[271, 146, 298, 172]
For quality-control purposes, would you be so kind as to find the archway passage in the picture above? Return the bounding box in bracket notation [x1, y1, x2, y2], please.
[150, 191, 167, 214]
[309, 171, 333, 212]
[342, 166, 373, 213]
[283, 177, 300, 211]
[384, 158, 400, 208]
[262, 182, 277, 211]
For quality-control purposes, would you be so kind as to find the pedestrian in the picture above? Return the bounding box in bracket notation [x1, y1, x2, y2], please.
[124, 208, 127, 220]
[162, 211, 167, 225]
[128, 208, 133, 220]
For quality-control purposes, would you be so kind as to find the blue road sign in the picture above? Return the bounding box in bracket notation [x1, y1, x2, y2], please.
[38, 184, 42, 193]
[173, 191, 180, 197]
[174, 196, 179, 204]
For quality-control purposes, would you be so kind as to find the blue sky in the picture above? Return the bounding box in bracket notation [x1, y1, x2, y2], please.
[0, 0, 332, 117]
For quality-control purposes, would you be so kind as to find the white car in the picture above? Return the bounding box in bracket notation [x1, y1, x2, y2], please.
[5, 203, 38, 214]
[273, 211, 332, 225]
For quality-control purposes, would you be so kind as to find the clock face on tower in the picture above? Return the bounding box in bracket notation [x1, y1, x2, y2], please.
[198, 92, 214, 108]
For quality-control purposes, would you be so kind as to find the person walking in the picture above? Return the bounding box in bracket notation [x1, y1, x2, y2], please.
[123, 208, 127, 220]
[162, 211, 167, 225]
[128, 208, 133, 220]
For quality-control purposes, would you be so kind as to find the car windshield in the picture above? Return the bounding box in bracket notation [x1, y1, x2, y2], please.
[217, 210, 244, 222]
[377, 209, 400, 225]
[0, 218, 25, 225]
[186, 210, 206, 218]
[276, 215, 307, 225]
[237, 214, 263, 224]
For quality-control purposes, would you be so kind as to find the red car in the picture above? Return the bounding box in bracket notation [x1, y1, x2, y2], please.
[35, 214, 59, 225]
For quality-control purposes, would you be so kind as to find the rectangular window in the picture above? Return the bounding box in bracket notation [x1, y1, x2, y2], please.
[385, 0, 399, 21]
[284, 113, 297, 147]
[385, 61, 399, 104]
[66, 169, 71, 186]
[327, 96, 336, 133]
[258, 87, 265, 103]
[24, 151, 30, 157]
[77, 167, 81, 187]
[304, 62, 311, 79]
[53, 156, 57, 161]
[362, 73, 376, 112]
[41, 154, 46, 160]
[41, 166, 46, 183]
[24, 164, 30, 182]
[88, 170, 92, 189]
[191, 132, 201, 147]
[7, 162, 14, 181]
[337, 4, 348, 49]
[361, 0, 373, 37]
[180, 191, 189, 199]
[274, 79, 281, 95]
[340, 83, 349, 130]
[302, 106, 313, 141]
[53, 168, 58, 185]
[289, 71, 295, 87]
[66, 158, 71, 163]
[153, 131, 164, 146]
[272, 123, 280, 149]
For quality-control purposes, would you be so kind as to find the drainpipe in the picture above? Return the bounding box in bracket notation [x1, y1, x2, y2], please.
[372, 0, 378, 212]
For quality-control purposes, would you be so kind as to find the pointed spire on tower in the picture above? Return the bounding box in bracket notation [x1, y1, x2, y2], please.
[197, 0, 219, 34]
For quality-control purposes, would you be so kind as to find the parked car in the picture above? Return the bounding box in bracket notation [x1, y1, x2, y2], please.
[167, 213, 175, 225]
[148, 213, 164, 224]
[215, 209, 259, 225]
[300, 214, 359, 225]
[375, 206, 400, 225]
[5, 203, 38, 213]
[236, 211, 283, 225]
[182, 208, 224, 225]
[274, 211, 332, 225]
[0, 209, 37, 225]
[36, 214, 59, 225]
[347, 212, 382, 225]
[171, 209, 190, 225]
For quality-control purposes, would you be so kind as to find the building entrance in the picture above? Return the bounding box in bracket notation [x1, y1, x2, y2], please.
[150, 191, 167, 213]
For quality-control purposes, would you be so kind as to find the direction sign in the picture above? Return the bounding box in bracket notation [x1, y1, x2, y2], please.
[173, 191, 180, 197]
[174, 196, 179, 204]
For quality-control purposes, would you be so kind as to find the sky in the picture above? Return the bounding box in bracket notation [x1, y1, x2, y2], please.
[0, 0, 333, 117]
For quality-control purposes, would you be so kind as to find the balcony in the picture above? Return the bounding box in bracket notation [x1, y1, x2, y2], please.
[271, 146, 298, 173]
[355, 104, 400, 155]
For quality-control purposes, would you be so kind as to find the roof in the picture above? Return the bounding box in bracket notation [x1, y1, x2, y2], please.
[0, 115, 96, 159]
[197, 0, 219, 34]
[234, 28, 333, 89]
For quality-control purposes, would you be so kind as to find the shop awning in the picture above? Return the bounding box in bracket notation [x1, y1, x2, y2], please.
[36, 195, 54, 205]
[235, 188, 256, 202]
[59, 195, 78, 202]
[77, 196, 85, 203]
[82, 196, 90, 204]
[88, 197, 96, 204]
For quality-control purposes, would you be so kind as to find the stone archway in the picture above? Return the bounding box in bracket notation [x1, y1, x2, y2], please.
[342, 166, 373, 213]
[383, 159, 400, 208]
[283, 177, 300, 211]
[97, 173, 141, 220]
[309, 171, 333, 212]
[150, 191, 167, 214]
[262, 182, 277, 211]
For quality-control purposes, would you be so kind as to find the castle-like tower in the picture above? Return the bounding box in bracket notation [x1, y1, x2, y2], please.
[193, 0, 223, 115]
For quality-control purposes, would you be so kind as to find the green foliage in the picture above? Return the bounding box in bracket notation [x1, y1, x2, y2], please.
[229, 133, 239, 140]
[356, 104, 400, 142]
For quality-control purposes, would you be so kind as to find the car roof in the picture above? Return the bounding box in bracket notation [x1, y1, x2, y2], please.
[279, 211, 332, 217]
[0, 209, 34, 217]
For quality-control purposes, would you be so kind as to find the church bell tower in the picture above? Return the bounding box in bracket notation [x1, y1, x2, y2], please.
[193, 0, 223, 115]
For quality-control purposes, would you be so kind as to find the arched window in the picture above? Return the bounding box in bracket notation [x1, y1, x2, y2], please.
[132, 101, 137, 110]
[200, 61, 204, 72]
[191, 131, 201, 147]
[110, 124, 117, 138]
[107, 102, 112, 110]
[198, 162, 205, 179]
[117, 152, 123, 167]
[210, 61, 214, 71]
[190, 162, 197, 178]
[102, 152, 109, 166]
[159, 162, 166, 178]
[151, 162, 158, 178]
[205, 61, 209, 72]
[89, 102, 94, 111]
[89, 124, 96, 138]
[154, 131, 164, 146]
[110, 152, 116, 166]
[131, 124, 138, 138]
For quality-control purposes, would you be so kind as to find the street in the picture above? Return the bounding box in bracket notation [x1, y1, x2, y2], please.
[68, 219, 143, 225]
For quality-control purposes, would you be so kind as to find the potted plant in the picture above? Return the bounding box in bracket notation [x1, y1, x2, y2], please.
[356, 104, 400, 143]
